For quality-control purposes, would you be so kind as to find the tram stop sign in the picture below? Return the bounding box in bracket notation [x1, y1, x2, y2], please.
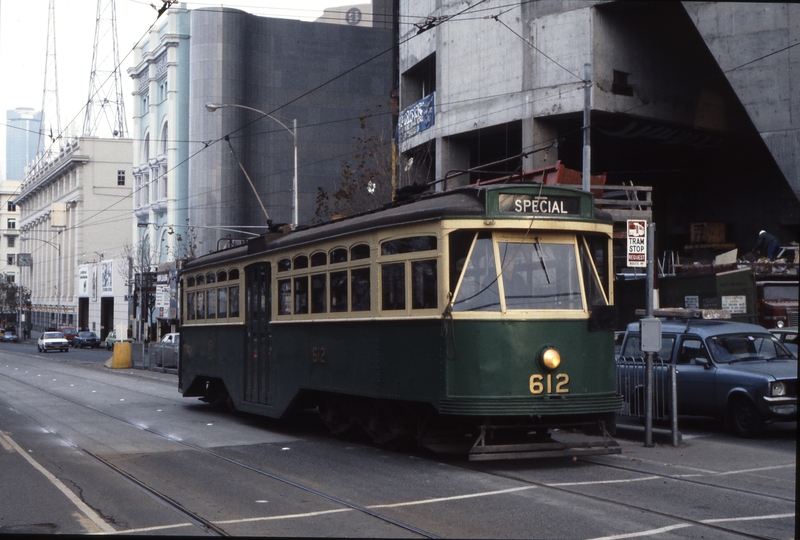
[627, 219, 647, 268]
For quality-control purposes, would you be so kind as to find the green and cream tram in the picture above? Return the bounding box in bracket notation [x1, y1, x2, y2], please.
[179, 184, 622, 458]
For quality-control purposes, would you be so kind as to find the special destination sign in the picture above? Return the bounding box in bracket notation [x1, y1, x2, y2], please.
[498, 194, 580, 216]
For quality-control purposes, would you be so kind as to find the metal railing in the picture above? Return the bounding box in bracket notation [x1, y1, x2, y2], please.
[616, 356, 681, 446]
[147, 342, 179, 372]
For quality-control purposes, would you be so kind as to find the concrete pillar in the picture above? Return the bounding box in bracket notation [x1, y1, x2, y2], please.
[522, 118, 559, 171]
[437, 136, 470, 190]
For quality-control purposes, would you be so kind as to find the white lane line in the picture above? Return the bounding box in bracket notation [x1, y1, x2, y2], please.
[589, 524, 692, 539]
[0, 431, 116, 534]
[216, 508, 352, 524]
[702, 513, 795, 524]
[547, 476, 660, 487]
[711, 464, 796, 477]
[368, 485, 538, 508]
[586, 512, 796, 540]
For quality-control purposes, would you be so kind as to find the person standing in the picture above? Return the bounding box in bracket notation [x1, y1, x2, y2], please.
[753, 230, 781, 261]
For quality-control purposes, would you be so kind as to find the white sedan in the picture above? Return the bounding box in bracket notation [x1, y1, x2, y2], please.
[38, 331, 70, 353]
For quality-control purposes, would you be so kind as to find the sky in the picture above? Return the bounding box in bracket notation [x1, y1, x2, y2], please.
[0, 0, 348, 179]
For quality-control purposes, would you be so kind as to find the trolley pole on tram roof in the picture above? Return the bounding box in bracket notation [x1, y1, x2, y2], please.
[206, 103, 298, 227]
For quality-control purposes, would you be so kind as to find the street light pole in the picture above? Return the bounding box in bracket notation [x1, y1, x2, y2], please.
[205, 102, 299, 226]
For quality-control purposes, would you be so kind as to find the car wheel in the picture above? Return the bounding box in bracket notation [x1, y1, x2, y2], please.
[729, 397, 764, 438]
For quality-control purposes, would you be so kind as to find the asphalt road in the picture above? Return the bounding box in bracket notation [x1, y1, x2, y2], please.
[0, 343, 795, 538]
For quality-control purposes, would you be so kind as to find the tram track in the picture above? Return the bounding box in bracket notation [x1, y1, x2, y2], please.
[0, 362, 441, 538]
[0, 357, 792, 538]
[460, 455, 794, 540]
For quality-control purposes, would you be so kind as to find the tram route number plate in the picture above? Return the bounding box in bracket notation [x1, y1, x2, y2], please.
[499, 194, 580, 216]
[529, 373, 569, 394]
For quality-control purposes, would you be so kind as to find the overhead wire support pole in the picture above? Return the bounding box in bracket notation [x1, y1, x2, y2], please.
[582, 62, 592, 193]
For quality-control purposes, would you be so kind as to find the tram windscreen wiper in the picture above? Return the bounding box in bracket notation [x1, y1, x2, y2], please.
[534, 237, 551, 284]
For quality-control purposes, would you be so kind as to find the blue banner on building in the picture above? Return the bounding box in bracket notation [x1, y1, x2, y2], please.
[396, 93, 435, 143]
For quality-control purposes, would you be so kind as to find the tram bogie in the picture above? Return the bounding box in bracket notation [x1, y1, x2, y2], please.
[179, 184, 623, 458]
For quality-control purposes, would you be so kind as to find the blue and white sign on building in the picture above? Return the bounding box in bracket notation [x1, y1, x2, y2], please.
[396, 93, 435, 143]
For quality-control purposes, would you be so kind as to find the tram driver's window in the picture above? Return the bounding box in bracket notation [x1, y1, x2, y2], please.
[453, 233, 500, 312]
[382, 263, 405, 310]
[351, 268, 370, 311]
[411, 260, 437, 309]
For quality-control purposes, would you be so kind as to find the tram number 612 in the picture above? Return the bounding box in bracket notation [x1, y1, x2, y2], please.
[312, 347, 326, 363]
[529, 373, 569, 394]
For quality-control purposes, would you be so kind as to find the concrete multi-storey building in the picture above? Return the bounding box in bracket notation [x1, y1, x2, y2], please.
[397, 1, 799, 253]
[14, 137, 133, 338]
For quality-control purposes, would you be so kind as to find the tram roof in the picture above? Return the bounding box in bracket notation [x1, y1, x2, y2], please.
[183, 184, 601, 270]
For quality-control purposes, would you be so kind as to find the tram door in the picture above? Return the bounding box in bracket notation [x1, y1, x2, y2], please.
[245, 263, 271, 405]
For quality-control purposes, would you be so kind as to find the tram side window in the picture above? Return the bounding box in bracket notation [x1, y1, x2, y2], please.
[579, 235, 609, 306]
[351, 244, 370, 260]
[207, 290, 216, 319]
[229, 285, 240, 317]
[218, 271, 227, 282]
[229, 269, 240, 280]
[311, 273, 327, 313]
[196, 274, 205, 285]
[330, 270, 348, 312]
[278, 279, 291, 315]
[294, 256, 308, 270]
[218, 287, 228, 318]
[206, 272, 216, 284]
[411, 260, 437, 309]
[196, 290, 206, 318]
[330, 248, 347, 264]
[382, 263, 405, 310]
[294, 276, 309, 314]
[453, 234, 500, 312]
[311, 252, 327, 267]
[351, 268, 370, 311]
[187, 291, 196, 320]
[381, 235, 437, 255]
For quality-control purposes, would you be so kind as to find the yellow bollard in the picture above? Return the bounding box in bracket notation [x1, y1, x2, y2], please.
[105, 341, 132, 369]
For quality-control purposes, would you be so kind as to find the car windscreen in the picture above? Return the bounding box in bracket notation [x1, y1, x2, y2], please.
[706, 333, 794, 363]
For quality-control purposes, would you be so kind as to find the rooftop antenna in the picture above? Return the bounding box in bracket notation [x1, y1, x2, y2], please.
[83, 0, 127, 138]
[38, 0, 62, 156]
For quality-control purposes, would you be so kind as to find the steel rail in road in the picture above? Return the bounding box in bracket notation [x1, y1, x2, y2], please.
[0, 363, 441, 539]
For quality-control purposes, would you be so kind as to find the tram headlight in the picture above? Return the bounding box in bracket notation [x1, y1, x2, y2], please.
[540, 347, 561, 371]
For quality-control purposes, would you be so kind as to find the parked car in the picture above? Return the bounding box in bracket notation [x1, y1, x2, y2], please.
[59, 326, 77, 342]
[104, 331, 132, 350]
[1, 331, 19, 342]
[618, 317, 796, 437]
[38, 332, 69, 353]
[73, 331, 102, 348]
[161, 333, 180, 345]
[771, 327, 798, 358]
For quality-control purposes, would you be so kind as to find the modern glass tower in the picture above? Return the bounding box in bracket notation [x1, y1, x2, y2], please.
[5, 108, 41, 181]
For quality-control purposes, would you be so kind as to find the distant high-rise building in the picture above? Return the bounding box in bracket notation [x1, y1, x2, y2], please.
[6, 108, 41, 181]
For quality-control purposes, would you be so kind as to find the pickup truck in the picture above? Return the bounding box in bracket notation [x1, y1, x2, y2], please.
[617, 314, 796, 437]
